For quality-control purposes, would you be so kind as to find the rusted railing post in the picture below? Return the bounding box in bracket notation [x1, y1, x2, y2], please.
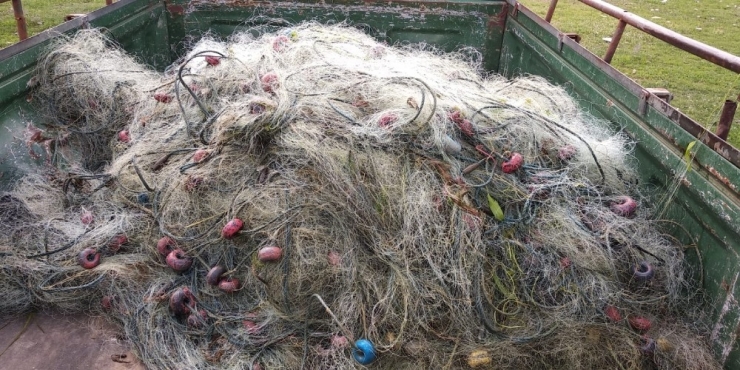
[11, 0, 28, 41]
[716, 99, 737, 141]
[604, 20, 627, 64]
[545, 0, 559, 23]
[106, 0, 113, 4]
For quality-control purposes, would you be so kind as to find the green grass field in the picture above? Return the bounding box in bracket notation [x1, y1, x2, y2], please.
[524, 0, 740, 146]
[1, 0, 739, 146]
[0, 1, 102, 44]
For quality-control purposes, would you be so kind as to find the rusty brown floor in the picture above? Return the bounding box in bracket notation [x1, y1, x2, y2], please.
[0, 312, 145, 370]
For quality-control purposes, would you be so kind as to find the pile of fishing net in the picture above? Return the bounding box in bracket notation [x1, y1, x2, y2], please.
[0, 23, 720, 369]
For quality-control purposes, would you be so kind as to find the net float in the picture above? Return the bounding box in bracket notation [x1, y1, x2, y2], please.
[327, 251, 341, 266]
[153, 93, 172, 103]
[656, 337, 674, 352]
[108, 234, 128, 253]
[629, 316, 652, 333]
[272, 35, 289, 51]
[192, 149, 209, 163]
[502, 152, 523, 173]
[157, 236, 177, 256]
[137, 193, 150, 204]
[442, 134, 461, 154]
[249, 101, 265, 114]
[558, 144, 577, 161]
[218, 277, 241, 293]
[243, 320, 260, 335]
[102, 295, 114, 310]
[640, 336, 656, 354]
[80, 209, 94, 225]
[258, 246, 283, 262]
[187, 309, 208, 328]
[604, 305, 622, 322]
[206, 265, 226, 286]
[169, 287, 195, 316]
[467, 349, 492, 368]
[117, 130, 130, 143]
[260, 73, 279, 94]
[78, 248, 101, 269]
[166, 248, 193, 272]
[632, 261, 655, 281]
[378, 113, 397, 128]
[610, 196, 637, 217]
[184, 175, 205, 192]
[221, 218, 244, 239]
[204, 56, 220, 66]
[331, 334, 349, 348]
[352, 339, 377, 365]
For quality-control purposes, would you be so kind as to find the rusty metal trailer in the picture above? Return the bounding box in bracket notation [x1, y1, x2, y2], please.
[0, 0, 738, 367]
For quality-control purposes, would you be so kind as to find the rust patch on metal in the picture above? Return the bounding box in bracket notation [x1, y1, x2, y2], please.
[717, 100, 737, 141]
[564, 32, 581, 43]
[487, 3, 508, 30]
[712, 273, 740, 366]
[722, 279, 731, 293]
[658, 99, 670, 112]
[167, 5, 185, 15]
[706, 166, 737, 192]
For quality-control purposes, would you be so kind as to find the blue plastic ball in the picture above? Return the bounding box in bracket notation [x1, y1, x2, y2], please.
[352, 338, 377, 365]
[137, 193, 150, 204]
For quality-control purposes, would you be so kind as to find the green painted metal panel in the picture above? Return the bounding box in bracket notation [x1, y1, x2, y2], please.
[166, 0, 508, 72]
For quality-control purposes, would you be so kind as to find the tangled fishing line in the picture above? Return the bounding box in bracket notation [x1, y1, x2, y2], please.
[0, 22, 720, 369]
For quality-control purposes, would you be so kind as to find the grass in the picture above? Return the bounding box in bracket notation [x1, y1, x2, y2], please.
[0, 1, 104, 46]
[524, 0, 740, 147]
[0, 0, 739, 146]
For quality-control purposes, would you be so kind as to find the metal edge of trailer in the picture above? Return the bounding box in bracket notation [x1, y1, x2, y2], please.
[164, 0, 510, 74]
[499, 1, 740, 366]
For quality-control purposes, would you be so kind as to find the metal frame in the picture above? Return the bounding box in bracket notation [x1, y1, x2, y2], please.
[546, 0, 740, 72]
[544, 0, 740, 147]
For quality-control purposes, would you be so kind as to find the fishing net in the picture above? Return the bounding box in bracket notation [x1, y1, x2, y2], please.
[0, 23, 719, 369]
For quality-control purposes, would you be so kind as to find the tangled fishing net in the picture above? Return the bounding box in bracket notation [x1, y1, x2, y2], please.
[0, 23, 720, 369]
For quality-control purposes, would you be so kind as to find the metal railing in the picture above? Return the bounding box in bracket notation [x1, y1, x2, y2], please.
[545, 0, 740, 140]
[2, 0, 114, 42]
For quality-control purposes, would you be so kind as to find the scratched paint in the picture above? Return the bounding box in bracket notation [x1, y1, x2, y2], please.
[712, 273, 740, 365]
